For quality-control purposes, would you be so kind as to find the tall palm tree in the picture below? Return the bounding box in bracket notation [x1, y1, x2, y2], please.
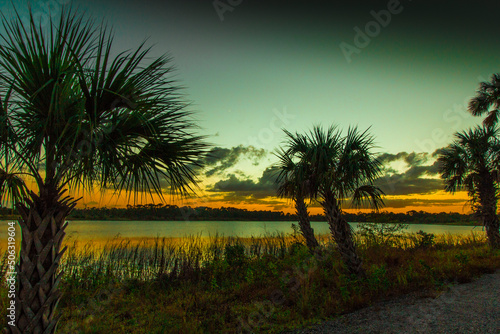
[275, 142, 319, 252]
[438, 126, 500, 249]
[0, 8, 207, 334]
[468, 73, 500, 127]
[285, 126, 384, 276]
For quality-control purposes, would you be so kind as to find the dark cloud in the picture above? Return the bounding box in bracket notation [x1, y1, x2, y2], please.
[212, 174, 261, 193]
[307, 197, 467, 210]
[376, 151, 443, 196]
[102, 145, 267, 194]
[199, 145, 267, 177]
[205, 148, 453, 208]
[404, 152, 429, 166]
[377, 152, 410, 164]
[382, 198, 468, 209]
[199, 166, 286, 208]
[377, 151, 429, 166]
[208, 166, 280, 199]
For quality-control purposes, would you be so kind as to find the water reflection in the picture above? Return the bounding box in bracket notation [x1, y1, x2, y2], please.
[0, 220, 484, 251]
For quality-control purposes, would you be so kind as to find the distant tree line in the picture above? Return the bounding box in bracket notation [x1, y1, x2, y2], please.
[24, 205, 476, 225]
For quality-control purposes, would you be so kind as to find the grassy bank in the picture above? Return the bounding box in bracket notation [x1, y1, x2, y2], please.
[1, 230, 499, 333]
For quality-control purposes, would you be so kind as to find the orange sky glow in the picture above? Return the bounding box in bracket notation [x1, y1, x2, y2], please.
[67, 187, 472, 215]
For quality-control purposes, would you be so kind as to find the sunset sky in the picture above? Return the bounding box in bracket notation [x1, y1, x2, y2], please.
[3, 0, 500, 214]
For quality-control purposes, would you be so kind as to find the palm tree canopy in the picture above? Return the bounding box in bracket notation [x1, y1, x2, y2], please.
[468, 73, 500, 127]
[0, 8, 208, 201]
[276, 125, 385, 210]
[275, 145, 310, 201]
[437, 126, 500, 199]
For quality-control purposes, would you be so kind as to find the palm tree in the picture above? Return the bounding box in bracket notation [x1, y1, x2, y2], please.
[437, 126, 500, 249]
[275, 142, 319, 252]
[468, 73, 500, 127]
[0, 8, 207, 333]
[284, 126, 384, 276]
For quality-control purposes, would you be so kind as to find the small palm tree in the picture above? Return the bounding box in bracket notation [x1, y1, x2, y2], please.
[285, 125, 384, 276]
[0, 8, 207, 333]
[468, 73, 500, 127]
[275, 141, 319, 252]
[438, 126, 500, 248]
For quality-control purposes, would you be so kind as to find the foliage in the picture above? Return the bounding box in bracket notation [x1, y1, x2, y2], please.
[437, 126, 500, 209]
[0, 6, 208, 202]
[357, 221, 408, 247]
[437, 126, 500, 248]
[279, 125, 385, 210]
[468, 73, 500, 127]
[224, 243, 247, 267]
[0, 205, 471, 224]
[415, 230, 436, 248]
[2, 231, 498, 333]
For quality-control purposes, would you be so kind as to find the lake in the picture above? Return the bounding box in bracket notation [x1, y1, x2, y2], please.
[0, 220, 485, 250]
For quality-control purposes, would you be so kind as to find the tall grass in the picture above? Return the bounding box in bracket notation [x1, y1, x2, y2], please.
[0, 230, 490, 288]
[1, 230, 498, 333]
[55, 233, 302, 288]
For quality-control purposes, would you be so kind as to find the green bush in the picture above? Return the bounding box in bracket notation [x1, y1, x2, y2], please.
[358, 221, 408, 246]
[224, 243, 247, 267]
[416, 230, 435, 248]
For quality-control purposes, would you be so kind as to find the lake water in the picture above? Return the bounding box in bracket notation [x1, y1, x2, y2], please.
[0, 220, 485, 249]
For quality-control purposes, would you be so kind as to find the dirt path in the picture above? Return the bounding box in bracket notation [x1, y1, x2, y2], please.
[283, 270, 500, 334]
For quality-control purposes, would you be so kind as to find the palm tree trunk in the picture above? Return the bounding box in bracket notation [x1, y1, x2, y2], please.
[481, 203, 500, 249]
[295, 196, 319, 252]
[484, 216, 500, 249]
[479, 178, 500, 249]
[5, 186, 76, 334]
[322, 196, 364, 277]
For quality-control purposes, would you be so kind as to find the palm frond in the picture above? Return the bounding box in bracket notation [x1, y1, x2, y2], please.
[0, 167, 28, 207]
[275, 124, 384, 211]
[438, 125, 500, 196]
[350, 184, 385, 211]
[468, 74, 500, 127]
[0, 6, 209, 203]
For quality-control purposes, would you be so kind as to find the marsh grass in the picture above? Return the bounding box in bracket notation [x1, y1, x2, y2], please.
[1, 230, 499, 333]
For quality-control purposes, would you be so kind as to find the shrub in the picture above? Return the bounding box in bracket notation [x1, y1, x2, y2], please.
[416, 230, 435, 248]
[357, 221, 408, 247]
[224, 243, 247, 267]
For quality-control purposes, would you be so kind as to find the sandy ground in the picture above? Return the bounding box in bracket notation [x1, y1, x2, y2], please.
[282, 270, 500, 334]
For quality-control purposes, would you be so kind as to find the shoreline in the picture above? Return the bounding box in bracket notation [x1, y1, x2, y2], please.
[0, 216, 481, 226]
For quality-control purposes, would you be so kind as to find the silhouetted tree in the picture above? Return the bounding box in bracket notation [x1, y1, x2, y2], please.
[438, 126, 500, 248]
[468, 73, 500, 127]
[275, 142, 319, 252]
[283, 125, 384, 276]
[0, 8, 207, 333]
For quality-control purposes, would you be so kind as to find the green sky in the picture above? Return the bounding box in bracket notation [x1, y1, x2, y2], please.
[1, 0, 499, 211]
[46, 0, 491, 155]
